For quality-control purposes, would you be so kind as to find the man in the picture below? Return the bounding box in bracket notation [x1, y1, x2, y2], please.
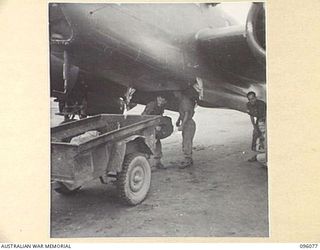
[246, 91, 266, 151]
[174, 91, 196, 168]
[142, 95, 167, 169]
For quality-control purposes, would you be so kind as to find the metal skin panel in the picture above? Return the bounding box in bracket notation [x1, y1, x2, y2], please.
[51, 114, 172, 187]
[51, 144, 78, 181]
[107, 140, 126, 173]
[49, 3, 266, 114]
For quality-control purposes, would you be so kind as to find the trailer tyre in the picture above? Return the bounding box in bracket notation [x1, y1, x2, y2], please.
[53, 182, 81, 195]
[117, 153, 151, 205]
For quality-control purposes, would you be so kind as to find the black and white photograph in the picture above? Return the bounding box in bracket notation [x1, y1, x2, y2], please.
[49, 2, 267, 238]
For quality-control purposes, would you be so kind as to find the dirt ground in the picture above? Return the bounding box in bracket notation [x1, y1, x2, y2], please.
[50, 101, 269, 237]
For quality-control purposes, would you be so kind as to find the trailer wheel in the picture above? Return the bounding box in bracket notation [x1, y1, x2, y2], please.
[117, 153, 151, 205]
[53, 182, 81, 195]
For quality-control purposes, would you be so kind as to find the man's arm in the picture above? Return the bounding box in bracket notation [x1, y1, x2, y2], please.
[141, 102, 154, 115]
[181, 111, 189, 128]
[178, 112, 189, 131]
[247, 104, 256, 127]
[176, 115, 181, 127]
[250, 115, 256, 127]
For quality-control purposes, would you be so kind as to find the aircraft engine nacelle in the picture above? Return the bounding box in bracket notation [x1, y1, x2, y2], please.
[197, 2, 266, 83]
[246, 3, 266, 65]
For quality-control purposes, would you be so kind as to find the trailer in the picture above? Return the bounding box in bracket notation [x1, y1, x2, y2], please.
[51, 114, 173, 205]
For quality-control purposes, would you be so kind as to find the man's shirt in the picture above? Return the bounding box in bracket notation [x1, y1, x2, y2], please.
[142, 101, 164, 115]
[246, 99, 266, 121]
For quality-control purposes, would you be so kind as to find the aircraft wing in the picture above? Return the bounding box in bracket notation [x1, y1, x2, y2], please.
[190, 3, 266, 112]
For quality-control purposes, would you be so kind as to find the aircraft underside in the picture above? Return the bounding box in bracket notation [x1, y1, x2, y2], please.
[49, 3, 266, 121]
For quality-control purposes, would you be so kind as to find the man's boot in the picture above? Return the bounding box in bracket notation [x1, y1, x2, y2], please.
[154, 158, 166, 169]
[179, 158, 193, 169]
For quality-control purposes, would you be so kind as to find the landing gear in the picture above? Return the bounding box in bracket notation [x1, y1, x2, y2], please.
[53, 49, 86, 123]
[56, 96, 87, 123]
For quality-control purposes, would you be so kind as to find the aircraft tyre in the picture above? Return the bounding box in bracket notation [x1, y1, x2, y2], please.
[117, 153, 151, 206]
[53, 181, 81, 195]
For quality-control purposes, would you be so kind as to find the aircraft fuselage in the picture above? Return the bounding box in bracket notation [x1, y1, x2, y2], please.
[50, 3, 266, 113]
